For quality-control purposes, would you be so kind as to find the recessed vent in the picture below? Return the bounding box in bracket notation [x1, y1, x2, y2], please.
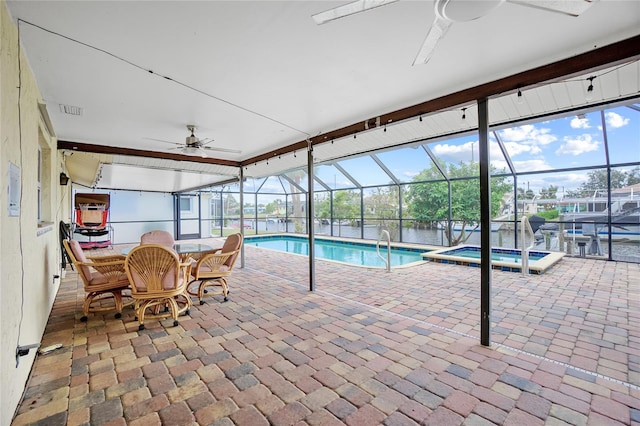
[59, 104, 83, 116]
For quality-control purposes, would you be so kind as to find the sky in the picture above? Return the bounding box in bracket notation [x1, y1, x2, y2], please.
[352, 103, 639, 194]
[234, 102, 639, 199]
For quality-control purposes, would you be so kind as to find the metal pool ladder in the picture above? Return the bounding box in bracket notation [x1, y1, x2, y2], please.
[520, 216, 534, 276]
[377, 229, 391, 272]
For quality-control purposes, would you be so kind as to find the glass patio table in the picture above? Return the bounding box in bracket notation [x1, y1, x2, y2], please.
[122, 243, 217, 262]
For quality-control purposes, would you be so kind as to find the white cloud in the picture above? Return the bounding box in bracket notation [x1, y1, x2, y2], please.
[511, 159, 552, 172]
[523, 172, 585, 194]
[432, 141, 475, 162]
[432, 142, 470, 156]
[432, 140, 517, 163]
[555, 134, 599, 156]
[605, 111, 629, 128]
[499, 125, 557, 146]
[261, 183, 284, 192]
[490, 159, 510, 171]
[570, 117, 590, 129]
[403, 171, 420, 178]
[560, 172, 590, 186]
[527, 173, 589, 194]
[497, 125, 557, 160]
[502, 141, 541, 156]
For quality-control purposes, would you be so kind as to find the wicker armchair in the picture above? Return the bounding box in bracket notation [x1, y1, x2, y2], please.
[187, 233, 243, 305]
[124, 244, 192, 330]
[63, 239, 131, 322]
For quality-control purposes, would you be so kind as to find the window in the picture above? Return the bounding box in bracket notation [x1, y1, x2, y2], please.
[179, 196, 193, 213]
[37, 128, 52, 224]
[37, 146, 42, 221]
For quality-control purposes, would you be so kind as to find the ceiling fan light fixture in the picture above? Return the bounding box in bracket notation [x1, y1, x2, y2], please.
[436, 0, 504, 22]
[180, 146, 207, 157]
[146, 125, 241, 155]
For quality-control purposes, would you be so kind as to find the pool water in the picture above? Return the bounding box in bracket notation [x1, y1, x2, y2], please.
[442, 247, 547, 263]
[424, 244, 564, 274]
[244, 235, 426, 267]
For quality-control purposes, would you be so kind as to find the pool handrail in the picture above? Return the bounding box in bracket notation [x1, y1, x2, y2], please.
[376, 230, 391, 272]
[521, 216, 534, 276]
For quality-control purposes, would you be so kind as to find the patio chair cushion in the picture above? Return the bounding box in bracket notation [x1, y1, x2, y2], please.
[140, 230, 174, 248]
[128, 265, 182, 291]
[88, 271, 128, 285]
[193, 264, 230, 274]
[68, 239, 92, 279]
[220, 233, 242, 267]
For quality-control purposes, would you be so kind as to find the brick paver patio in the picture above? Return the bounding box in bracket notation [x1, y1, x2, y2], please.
[12, 238, 640, 425]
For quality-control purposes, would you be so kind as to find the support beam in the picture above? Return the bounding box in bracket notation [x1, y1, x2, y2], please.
[601, 109, 613, 261]
[239, 167, 245, 269]
[58, 140, 239, 167]
[307, 145, 316, 291]
[478, 98, 492, 346]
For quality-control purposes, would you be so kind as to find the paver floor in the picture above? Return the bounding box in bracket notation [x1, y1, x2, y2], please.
[12, 238, 640, 425]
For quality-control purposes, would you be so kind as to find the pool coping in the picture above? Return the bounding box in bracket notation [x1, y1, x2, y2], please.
[422, 244, 565, 274]
[243, 234, 566, 273]
[243, 233, 436, 269]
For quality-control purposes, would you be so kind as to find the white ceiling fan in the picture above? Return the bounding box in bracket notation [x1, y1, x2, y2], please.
[147, 125, 242, 157]
[312, 0, 598, 65]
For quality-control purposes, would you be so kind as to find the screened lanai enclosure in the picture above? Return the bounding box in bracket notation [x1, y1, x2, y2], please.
[209, 100, 640, 263]
[88, 95, 640, 264]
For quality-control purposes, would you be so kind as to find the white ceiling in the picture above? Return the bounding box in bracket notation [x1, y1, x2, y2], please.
[7, 0, 640, 192]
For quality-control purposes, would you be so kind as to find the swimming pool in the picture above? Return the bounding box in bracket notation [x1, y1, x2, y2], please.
[423, 245, 565, 274]
[244, 235, 428, 268]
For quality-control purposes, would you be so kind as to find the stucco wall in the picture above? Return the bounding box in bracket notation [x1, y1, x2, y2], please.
[1, 2, 70, 423]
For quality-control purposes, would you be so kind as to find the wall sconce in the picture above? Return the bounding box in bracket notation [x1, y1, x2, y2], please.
[60, 172, 69, 186]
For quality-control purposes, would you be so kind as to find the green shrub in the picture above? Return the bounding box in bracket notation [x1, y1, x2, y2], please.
[536, 210, 559, 220]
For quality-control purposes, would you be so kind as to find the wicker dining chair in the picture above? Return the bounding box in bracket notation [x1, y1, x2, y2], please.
[63, 239, 132, 322]
[187, 233, 243, 305]
[140, 230, 175, 248]
[124, 244, 192, 330]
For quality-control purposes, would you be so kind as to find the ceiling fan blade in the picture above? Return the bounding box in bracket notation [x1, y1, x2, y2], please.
[412, 17, 452, 66]
[202, 146, 242, 154]
[198, 138, 241, 153]
[312, 0, 399, 25]
[198, 138, 215, 145]
[146, 128, 239, 155]
[507, 0, 598, 17]
[144, 137, 181, 147]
